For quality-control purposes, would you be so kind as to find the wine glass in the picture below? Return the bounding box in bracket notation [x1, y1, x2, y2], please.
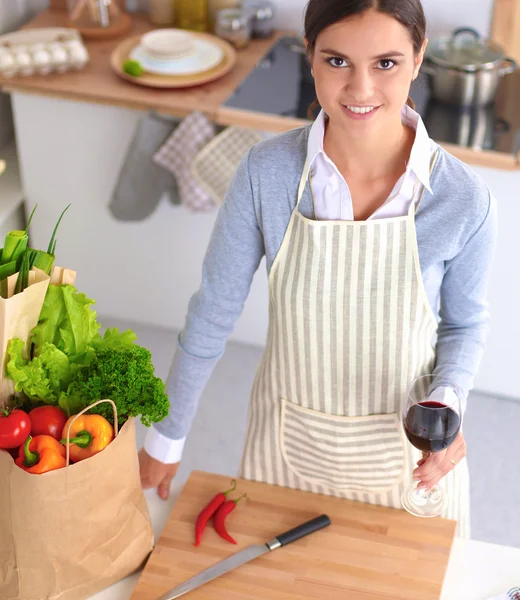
[401, 374, 462, 518]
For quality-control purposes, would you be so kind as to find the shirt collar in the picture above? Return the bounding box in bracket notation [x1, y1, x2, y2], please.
[305, 105, 433, 194]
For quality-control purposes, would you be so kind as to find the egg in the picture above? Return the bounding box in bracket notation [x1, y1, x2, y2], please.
[48, 44, 69, 73]
[13, 49, 34, 76]
[0, 51, 16, 77]
[66, 42, 89, 70]
[32, 48, 52, 75]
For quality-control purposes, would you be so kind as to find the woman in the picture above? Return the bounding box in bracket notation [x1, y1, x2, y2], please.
[139, 0, 497, 537]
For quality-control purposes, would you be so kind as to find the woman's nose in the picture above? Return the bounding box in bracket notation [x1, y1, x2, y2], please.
[346, 68, 375, 102]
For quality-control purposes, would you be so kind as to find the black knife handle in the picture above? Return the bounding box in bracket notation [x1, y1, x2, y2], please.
[275, 514, 331, 547]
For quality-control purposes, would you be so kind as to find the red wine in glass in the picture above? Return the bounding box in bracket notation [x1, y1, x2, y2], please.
[401, 375, 463, 518]
[404, 400, 461, 453]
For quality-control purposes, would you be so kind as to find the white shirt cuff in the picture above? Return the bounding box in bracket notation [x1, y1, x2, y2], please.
[144, 427, 186, 464]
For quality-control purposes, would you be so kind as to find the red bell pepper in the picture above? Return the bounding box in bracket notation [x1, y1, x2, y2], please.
[0, 408, 31, 449]
[29, 406, 67, 441]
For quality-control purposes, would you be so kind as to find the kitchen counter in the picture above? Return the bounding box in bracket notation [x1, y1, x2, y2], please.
[1, 9, 520, 171]
[89, 478, 520, 600]
[0, 10, 286, 120]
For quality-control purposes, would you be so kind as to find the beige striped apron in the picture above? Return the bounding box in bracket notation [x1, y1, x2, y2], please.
[239, 149, 470, 538]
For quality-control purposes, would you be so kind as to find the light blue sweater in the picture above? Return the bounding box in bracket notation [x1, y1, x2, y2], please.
[155, 125, 497, 442]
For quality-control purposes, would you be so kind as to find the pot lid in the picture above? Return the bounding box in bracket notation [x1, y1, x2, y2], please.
[426, 27, 504, 71]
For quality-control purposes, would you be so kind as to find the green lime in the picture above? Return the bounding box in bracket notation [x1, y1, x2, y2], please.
[122, 59, 143, 77]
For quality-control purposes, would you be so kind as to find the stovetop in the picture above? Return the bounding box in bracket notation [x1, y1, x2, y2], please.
[223, 35, 520, 156]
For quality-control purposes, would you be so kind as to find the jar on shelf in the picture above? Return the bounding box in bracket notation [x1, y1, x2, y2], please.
[66, 0, 131, 38]
[243, 0, 275, 38]
[175, 0, 209, 32]
[208, 0, 239, 32]
[149, 0, 175, 25]
[215, 8, 251, 49]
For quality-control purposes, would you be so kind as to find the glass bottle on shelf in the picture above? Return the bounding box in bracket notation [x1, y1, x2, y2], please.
[67, 0, 122, 30]
[175, 0, 209, 32]
[208, 0, 239, 32]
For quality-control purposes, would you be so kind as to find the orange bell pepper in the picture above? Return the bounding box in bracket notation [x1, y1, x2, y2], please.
[60, 414, 114, 463]
[15, 434, 66, 474]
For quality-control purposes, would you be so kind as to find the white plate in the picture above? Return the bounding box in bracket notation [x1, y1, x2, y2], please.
[129, 38, 224, 76]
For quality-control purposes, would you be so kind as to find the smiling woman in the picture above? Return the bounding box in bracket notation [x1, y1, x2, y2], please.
[140, 0, 497, 543]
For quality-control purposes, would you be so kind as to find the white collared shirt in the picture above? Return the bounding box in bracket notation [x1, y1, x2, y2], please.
[306, 106, 435, 220]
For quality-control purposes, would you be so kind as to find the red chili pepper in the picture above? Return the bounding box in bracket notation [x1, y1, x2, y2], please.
[194, 479, 237, 547]
[213, 493, 247, 545]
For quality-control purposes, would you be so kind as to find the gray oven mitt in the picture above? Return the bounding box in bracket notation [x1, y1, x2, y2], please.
[109, 110, 181, 221]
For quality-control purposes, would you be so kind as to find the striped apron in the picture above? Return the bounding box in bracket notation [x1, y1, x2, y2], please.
[238, 149, 470, 538]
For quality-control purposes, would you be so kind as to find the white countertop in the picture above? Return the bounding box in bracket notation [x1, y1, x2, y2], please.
[89, 476, 520, 600]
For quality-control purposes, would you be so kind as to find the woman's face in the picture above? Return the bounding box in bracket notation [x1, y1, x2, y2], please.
[308, 9, 427, 134]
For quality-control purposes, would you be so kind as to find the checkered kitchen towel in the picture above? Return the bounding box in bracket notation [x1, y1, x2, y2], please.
[153, 111, 217, 212]
[191, 126, 265, 206]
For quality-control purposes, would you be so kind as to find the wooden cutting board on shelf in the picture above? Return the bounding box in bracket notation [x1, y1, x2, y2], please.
[131, 470, 456, 600]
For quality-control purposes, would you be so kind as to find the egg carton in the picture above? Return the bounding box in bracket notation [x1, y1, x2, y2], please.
[0, 27, 90, 78]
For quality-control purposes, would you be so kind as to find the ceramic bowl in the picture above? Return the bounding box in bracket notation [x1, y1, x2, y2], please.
[140, 29, 195, 60]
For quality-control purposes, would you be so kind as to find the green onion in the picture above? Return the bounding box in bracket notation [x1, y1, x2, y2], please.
[14, 250, 31, 295]
[1, 230, 28, 268]
[30, 249, 55, 275]
[47, 204, 70, 255]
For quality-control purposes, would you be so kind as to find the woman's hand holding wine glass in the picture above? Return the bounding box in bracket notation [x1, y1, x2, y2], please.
[401, 374, 465, 518]
[413, 431, 467, 489]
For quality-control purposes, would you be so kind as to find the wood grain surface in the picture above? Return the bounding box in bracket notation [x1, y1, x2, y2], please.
[131, 470, 456, 600]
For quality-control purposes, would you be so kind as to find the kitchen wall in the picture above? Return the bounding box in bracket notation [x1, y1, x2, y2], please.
[273, 0, 496, 38]
[0, 0, 47, 148]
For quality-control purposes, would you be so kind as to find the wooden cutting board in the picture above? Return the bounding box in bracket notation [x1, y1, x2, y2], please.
[131, 471, 456, 600]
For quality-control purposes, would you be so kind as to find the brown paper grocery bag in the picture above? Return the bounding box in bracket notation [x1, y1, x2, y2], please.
[0, 267, 50, 406]
[0, 400, 154, 600]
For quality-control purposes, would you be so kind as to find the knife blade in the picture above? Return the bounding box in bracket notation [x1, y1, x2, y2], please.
[155, 514, 332, 600]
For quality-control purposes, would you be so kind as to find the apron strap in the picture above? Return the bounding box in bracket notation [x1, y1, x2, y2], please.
[297, 159, 310, 208]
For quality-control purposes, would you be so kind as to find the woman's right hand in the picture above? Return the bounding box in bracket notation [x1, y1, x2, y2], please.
[138, 448, 180, 500]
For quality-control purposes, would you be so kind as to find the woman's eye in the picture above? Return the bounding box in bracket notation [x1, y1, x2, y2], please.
[378, 58, 396, 70]
[327, 57, 347, 68]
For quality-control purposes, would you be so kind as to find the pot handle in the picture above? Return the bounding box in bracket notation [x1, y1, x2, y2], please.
[499, 58, 518, 76]
[452, 27, 481, 41]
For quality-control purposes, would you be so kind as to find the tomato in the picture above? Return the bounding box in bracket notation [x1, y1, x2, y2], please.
[0, 408, 31, 449]
[29, 406, 68, 441]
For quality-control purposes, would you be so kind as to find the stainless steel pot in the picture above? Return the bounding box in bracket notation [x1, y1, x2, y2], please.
[421, 27, 517, 107]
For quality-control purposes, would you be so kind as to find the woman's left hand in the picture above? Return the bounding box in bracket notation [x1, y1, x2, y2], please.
[413, 432, 467, 489]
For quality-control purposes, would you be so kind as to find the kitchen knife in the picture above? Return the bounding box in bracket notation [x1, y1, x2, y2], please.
[155, 514, 332, 600]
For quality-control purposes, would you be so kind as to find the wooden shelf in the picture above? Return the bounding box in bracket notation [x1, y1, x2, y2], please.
[0, 10, 287, 121]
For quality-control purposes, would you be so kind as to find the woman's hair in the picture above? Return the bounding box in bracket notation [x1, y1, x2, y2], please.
[304, 0, 426, 118]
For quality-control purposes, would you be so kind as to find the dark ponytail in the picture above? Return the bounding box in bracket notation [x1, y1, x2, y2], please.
[304, 0, 426, 118]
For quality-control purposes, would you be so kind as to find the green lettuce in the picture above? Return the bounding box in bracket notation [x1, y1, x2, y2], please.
[6, 338, 86, 415]
[6, 284, 165, 424]
[31, 284, 100, 361]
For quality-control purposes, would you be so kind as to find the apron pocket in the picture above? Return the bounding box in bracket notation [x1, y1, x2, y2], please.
[280, 399, 406, 494]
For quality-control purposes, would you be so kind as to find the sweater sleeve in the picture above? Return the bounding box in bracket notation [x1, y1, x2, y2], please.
[151, 148, 265, 446]
[433, 190, 498, 406]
